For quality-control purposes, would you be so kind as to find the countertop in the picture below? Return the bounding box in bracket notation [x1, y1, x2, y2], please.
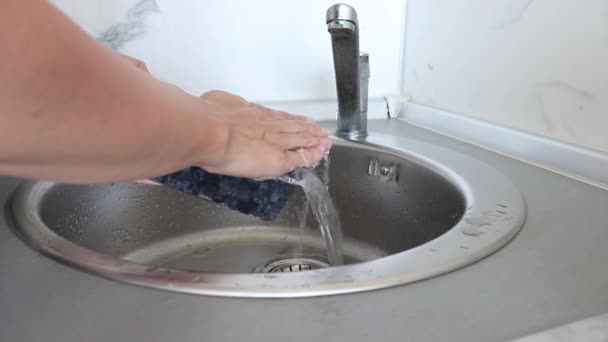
[1, 119, 608, 342]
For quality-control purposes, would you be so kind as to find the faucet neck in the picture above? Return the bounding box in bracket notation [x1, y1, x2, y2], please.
[326, 4, 368, 140]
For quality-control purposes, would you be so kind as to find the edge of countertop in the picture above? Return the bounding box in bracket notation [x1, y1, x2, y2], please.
[508, 312, 608, 342]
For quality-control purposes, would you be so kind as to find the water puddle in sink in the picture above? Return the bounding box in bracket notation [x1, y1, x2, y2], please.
[281, 156, 344, 266]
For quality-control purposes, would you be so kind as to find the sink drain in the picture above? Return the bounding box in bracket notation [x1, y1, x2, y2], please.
[261, 257, 329, 273]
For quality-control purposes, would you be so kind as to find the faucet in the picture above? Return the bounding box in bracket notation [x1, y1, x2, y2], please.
[326, 3, 369, 140]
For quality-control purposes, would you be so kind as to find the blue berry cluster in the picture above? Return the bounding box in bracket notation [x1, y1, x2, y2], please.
[153, 167, 296, 221]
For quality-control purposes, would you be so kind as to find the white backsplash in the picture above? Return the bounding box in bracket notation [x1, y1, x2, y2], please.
[49, 0, 608, 153]
[50, 0, 406, 119]
[403, 0, 608, 153]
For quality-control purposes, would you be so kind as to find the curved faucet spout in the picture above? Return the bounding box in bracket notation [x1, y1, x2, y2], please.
[326, 4, 368, 140]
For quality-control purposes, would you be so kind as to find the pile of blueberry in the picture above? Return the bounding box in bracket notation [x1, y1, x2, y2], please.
[153, 167, 296, 221]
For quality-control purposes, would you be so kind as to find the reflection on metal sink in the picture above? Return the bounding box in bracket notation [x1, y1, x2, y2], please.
[7, 133, 525, 298]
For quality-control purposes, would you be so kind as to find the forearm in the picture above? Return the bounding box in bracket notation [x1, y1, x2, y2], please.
[0, 0, 228, 183]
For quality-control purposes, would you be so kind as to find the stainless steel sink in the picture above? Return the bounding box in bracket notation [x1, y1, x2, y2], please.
[7, 133, 525, 297]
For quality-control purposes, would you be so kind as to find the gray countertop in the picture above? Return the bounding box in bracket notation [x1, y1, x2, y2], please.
[1, 119, 608, 342]
[511, 312, 608, 342]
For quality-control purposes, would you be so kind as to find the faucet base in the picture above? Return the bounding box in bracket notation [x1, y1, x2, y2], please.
[335, 129, 368, 140]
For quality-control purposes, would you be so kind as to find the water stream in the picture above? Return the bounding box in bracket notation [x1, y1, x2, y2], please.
[280, 156, 344, 266]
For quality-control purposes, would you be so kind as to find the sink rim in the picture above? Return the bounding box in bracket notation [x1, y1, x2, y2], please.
[6, 132, 526, 298]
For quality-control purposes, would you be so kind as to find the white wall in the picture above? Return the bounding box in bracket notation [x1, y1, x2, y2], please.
[51, 0, 406, 108]
[46, 0, 608, 152]
[403, 0, 608, 153]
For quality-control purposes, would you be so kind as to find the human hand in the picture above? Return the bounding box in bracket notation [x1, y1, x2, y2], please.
[116, 54, 331, 179]
[119, 53, 149, 72]
[197, 90, 332, 178]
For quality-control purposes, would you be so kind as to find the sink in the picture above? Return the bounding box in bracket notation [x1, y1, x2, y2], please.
[7, 133, 525, 297]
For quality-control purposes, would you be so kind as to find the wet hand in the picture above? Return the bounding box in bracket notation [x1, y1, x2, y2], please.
[198, 90, 332, 178]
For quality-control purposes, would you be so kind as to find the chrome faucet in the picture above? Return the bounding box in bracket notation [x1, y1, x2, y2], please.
[326, 3, 369, 140]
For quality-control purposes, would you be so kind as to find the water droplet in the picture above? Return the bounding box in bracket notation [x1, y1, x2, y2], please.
[465, 216, 491, 227]
[462, 225, 483, 236]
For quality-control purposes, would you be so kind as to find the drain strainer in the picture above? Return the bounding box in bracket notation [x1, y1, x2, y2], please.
[261, 257, 330, 273]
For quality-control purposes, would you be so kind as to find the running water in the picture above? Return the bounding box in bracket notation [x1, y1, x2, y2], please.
[294, 201, 309, 256]
[280, 155, 344, 265]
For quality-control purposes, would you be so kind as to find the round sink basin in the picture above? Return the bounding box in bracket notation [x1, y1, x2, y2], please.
[7, 133, 525, 297]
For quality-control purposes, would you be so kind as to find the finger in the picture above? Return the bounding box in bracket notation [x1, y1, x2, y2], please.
[264, 132, 324, 150]
[289, 114, 317, 123]
[299, 120, 329, 137]
[286, 113, 329, 138]
[283, 145, 326, 171]
[258, 108, 291, 120]
[120, 54, 149, 72]
[247, 103, 316, 122]
[264, 111, 318, 125]
[264, 119, 329, 137]
[200, 90, 247, 104]
[259, 109, 310, 122]
[134, 179, 160, 186]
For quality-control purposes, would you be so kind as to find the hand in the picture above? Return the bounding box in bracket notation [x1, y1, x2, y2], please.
[198, 90, 332, 178]
[119, 53, 149, 72]
[119, 53, 150, 73]
[115, 54, 331, 179]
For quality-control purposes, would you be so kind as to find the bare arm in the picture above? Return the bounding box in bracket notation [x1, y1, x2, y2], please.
[0, 0, 329, 183]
